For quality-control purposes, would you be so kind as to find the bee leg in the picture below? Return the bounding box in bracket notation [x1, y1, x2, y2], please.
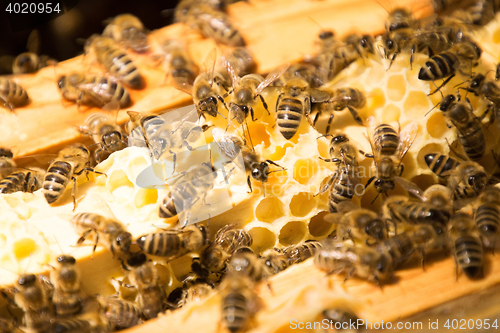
[94, 233, 100, 255]
[71, 176, 78, 211]
[346, 106, 364, 125]
[419, 249, 426, 271]
[247, 175, 253, 193]
[410, 44, 416, 70]
[0, 290, 16, 308]
[359, 150, 374, 158]
[217, 95, 229, 111]
[0, 94, 14, 113]
[257, 94, 270, 116]
[312, 109, 322, 129]
[170, 149, 177, 173]
[314, 173, 334, 197]
[325, 114, 335, 134]
[387, 52, 398, 71]
[429, 74, 455, 96]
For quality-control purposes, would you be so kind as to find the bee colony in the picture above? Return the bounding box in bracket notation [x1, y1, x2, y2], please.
[3, 0, 500, 332]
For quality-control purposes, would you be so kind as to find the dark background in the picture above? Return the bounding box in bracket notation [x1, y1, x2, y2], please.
[0, 0, 180, 73]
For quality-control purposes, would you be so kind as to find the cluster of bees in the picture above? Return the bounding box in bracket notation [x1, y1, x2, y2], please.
[3, 0, 500, 331]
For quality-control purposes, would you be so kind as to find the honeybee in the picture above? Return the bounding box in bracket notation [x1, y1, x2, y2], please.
[365, 116, 419, 195]
[385, 7, 418, 33]
[332, 33, 375, 69]
[85, 35, 144, 89]
[125, 253, 166, 319]
[12, 30, 57, 74]
[312, 87, 365, 132]
[42, 144, 104, 209]
[50, 318, 93, 333]
[275, 76, 331, 140]
[221, 47, 255, 78]
[180, 2, 245, 46]
[57, 73, 132, 109]
[136, 224, 210, 260]
[438, 93, 486, 161]
[282, 240, 323, 265]
[78, 112, 128, 163]
[424, 153, 461, 179]
[50, 255, 86, 317]
[446, 161, 489, 199]
[314, 242, 394, 285]
[102, 14, 149, 53]
[473, 185, 500, 248]
[261, 250, 289, 275]
[418, 41, 482, 94]
[375, 224, 443, 269]
[176, 275, 214, 307]
[275, 63, 325, 88]
[212, 127, 285, 195]
[224, 60, 289, 133]
[219, 273, 259, 333]
[326, 201, 387, 244]
[71, 212, 132, 265]
[0, 78, 30, 112]
[382, 188, 452, 235]
[97, 296, 142, 330]
[0, 167, 45, 194]
[6, 274, 53, 333]
[448, 212, 484, 279]
[226, 247, 271, 282]
[0, 148, 15, 179]
[202, 224, 253, 273]
[161, 39, 198, 87]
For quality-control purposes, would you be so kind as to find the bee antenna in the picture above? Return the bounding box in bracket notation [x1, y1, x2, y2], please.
[52, 236, 64, 255]
[24, 251, 34, 274]
[262, 182, 266, 197]
[424, 101, 440, 117]
[316, 134, 333, 140]
[371, 193, 380, 204]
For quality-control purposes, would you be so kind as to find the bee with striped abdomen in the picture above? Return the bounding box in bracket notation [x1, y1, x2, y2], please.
[0, 78, 30, 112]
[202, 224, 253, 274]
[161, 39, 199, 87]
[418, 41, 482, 95]
[50, 319, 94, 333]
[275, 76, 330, 140]
[314, 242, 394, 285]
[71, 212, 132, 266]
[57, 73, 132, 110]
[438, 93, 487, 161]
[220, 273, 259, 333]
[282, 240, 323, 266]
[85, 35, 144, 89]
[449, 212, 484, 279]
[424, 153, 461, 179]
[365, 116, 419, 196]
[12, 30, 57, 74]
[78, 112, 128, 163]
[135, 224, 210, 260]
[102, 14, 149, 53]
[0, 167, 45, 194]
[474, 185, 500, 248]
[42, 144, 104, 209]
[97, 296, 142, 330]
[50, 255, 86, 317]
[125, 252, 166, 319]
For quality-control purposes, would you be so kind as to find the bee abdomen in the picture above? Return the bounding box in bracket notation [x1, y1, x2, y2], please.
[374, 124, 399, 155]
[159, 192, 178, 218]
[53, 293, 83, 317]
[424, 154, 460, 178]
[0, 78, 29, 106]
[329, 171, 355, 213]
[418, 52, 458, 80]
[0, 171, 26, 193]
[475, 204, 500, 237]
[106, 50, 143, 89]
[136, 232, 182, 258]
[42, 161, 72, 204]
[458, 126, 485, 161]
[51, 319, 91, 333]
[222, 292, 250, 333]
[277, 98, 303, 140]
[454, 235, 483, 278]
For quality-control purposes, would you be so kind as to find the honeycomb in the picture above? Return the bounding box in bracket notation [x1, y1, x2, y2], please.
[2, 11, 500, 324]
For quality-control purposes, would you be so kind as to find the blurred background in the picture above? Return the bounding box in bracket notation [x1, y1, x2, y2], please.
[0, 0, 180, 74]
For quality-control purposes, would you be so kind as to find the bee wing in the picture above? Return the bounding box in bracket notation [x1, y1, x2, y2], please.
[255, 63, 290, 95]
[26, 30, 40, 54]
[395, 177, 426, 201]
[310, 88, 331, 103]
[222, 54, 240, 88]
[211, 127, 241, 160]
[203, 48, 217, 86]
[171, 79, 194, 97]
[337, 200, 361, 214]
[397, 122, 418, 161]
[365, 116, 381, 162]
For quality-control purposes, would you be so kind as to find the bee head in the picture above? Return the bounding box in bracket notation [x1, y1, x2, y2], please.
[57, 255, 76, 265]
[251, 162, 270, 182]
[115, 232, 132, 254]
[366, 218, 386, 241]
[469, 74, 485, 91]
[439, 95, 456, 111]
[332, 134, 349, 144]
[469, 171, 489, 193]
[0, 148, 13, 158]
[17, 274, 36, 287]
[374, 178, 394, 193]
[319, 30, 334, 40]
[199, 96, 219, 118]
[360, 35, 374, 53]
